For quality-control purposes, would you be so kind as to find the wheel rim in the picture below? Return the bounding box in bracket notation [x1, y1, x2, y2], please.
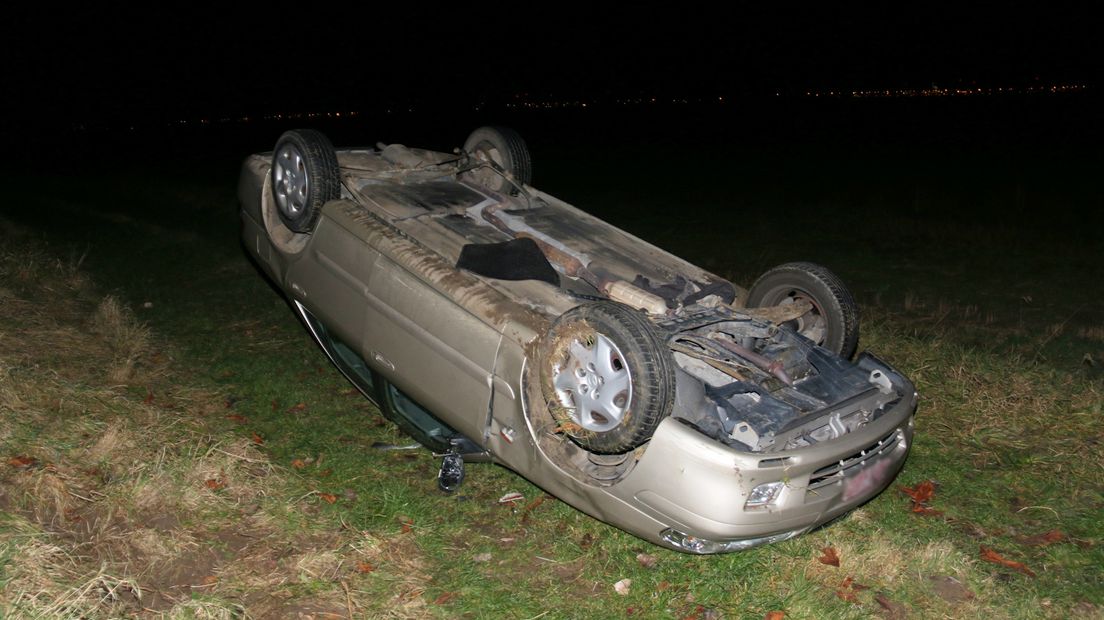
[273, 143, 309, 219]
[551, 333, 633, 432]
[469, 141, 505, 189]
[775, 290, 827, 346]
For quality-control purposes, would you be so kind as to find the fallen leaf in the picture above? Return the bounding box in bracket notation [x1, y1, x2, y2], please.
[614, 578, 632, 595]
[1019, 530, 1066, 547]
[900, 480, 935, 503]
[433, 591, 458, 605]
[636, 552, 658, 568]
[226, 414, 248, 423]
[818, 546, 841, 567]
[472, 553, 492, 563]
[579, 533, 596, 549]
[835, 576, 868, 603]
[355, 562, 375, 573]
[520, 494, 551, 523]
[979, 546, 1036, 577]
[291, 459, 307, 469]
[204, 478, 225, 490]
[270, 399, 279, 411]
[765, 612, 785, 620]
[498, 492, 525, 504]
[7, 456, 37, 468]
[287, 402, 307, 413]
[143, 390, 154, 404]
[657, 581, 671, 591]
[201, 575, 218, 585]
[900, 480, 941, 515]
[318, 493, 337, 504]
[398, 515, 414, 533]
[251, 433, 264, 445]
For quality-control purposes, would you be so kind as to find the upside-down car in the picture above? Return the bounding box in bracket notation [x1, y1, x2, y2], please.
[237, 126, 917, 553]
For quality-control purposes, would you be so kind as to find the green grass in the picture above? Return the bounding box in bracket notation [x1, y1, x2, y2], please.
[1, 133, 1102, 618]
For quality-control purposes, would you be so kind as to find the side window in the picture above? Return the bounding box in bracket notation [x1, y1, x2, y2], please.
[330, 337, 375, 392]
[385, 384, 451, 444]
[306, 308, 462, 452]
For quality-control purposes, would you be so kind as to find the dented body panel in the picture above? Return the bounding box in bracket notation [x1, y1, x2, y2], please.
[239, 138, 917, 553]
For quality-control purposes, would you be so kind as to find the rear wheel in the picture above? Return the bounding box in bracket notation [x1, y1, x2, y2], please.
[271, 129, 340, 233]
[462, 126, 531, 194]
[539, 302, 674, 454]
[746, 262, 860, 359]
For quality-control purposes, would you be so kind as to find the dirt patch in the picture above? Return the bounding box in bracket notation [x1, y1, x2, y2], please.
[927, 574, 975, 605]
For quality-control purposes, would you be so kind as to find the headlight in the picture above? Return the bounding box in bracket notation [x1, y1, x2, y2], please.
[745, 481, 785, 508]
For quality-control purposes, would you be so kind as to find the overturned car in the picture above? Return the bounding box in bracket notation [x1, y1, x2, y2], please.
[237, 126, 917, 553]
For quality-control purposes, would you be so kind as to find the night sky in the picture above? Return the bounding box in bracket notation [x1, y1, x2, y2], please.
[6, 6, 1099, 129]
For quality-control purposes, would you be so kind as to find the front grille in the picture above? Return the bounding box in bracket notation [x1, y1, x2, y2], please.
[807, 431, 899, 490]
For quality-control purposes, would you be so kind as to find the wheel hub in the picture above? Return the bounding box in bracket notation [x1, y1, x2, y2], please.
[273, 145, 309, 217]
[551, 333, 632, 433]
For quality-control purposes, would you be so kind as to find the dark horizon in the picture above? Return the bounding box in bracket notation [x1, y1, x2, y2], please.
[6, 7, 1101, 130]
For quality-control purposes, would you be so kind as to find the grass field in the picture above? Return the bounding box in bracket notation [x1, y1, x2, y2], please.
[2, 99, 1102, 618]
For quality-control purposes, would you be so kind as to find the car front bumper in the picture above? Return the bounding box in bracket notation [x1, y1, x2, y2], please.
[604, 381, 917, 552]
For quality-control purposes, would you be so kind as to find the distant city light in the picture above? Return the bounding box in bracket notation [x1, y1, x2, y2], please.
[157, 83, 1087, 129]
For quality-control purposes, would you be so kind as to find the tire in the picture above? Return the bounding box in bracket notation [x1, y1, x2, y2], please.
[746, 262, 860, 359]
[271, 129, 341, 233]
[462, 126, 532, 194]
[538, 301, 675, 454]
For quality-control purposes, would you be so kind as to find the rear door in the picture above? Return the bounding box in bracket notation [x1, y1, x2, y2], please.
[362, 253, 500, 442]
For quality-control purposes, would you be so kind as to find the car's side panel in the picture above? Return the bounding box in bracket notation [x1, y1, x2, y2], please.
[364, 253, 499, 441]
[285, 219, 379, 349]
[277, 202, 503, 444]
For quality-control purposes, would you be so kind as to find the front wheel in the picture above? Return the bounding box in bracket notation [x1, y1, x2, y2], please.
[746, 262, 860, 359]
[462, 126, 532, 194]
[538, 302, 674, 454]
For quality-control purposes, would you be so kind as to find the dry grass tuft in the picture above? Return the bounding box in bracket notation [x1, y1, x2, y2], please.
[15, 471, 75, 527]
[346, 531, 434, 617]
[166, 600, 246, 619]
[294, 549, 346, 582]
[85, 422, 130, 464]
[0, 513, 146, 618]
[91, 295, 152, 384]
[0, 229, 370, 617]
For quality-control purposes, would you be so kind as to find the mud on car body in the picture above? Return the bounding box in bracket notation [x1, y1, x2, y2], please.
[238, 126, 918, 553]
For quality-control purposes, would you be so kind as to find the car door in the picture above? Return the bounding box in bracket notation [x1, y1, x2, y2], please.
[285, 216, 379, 351]
[363, 252, 500, 442]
